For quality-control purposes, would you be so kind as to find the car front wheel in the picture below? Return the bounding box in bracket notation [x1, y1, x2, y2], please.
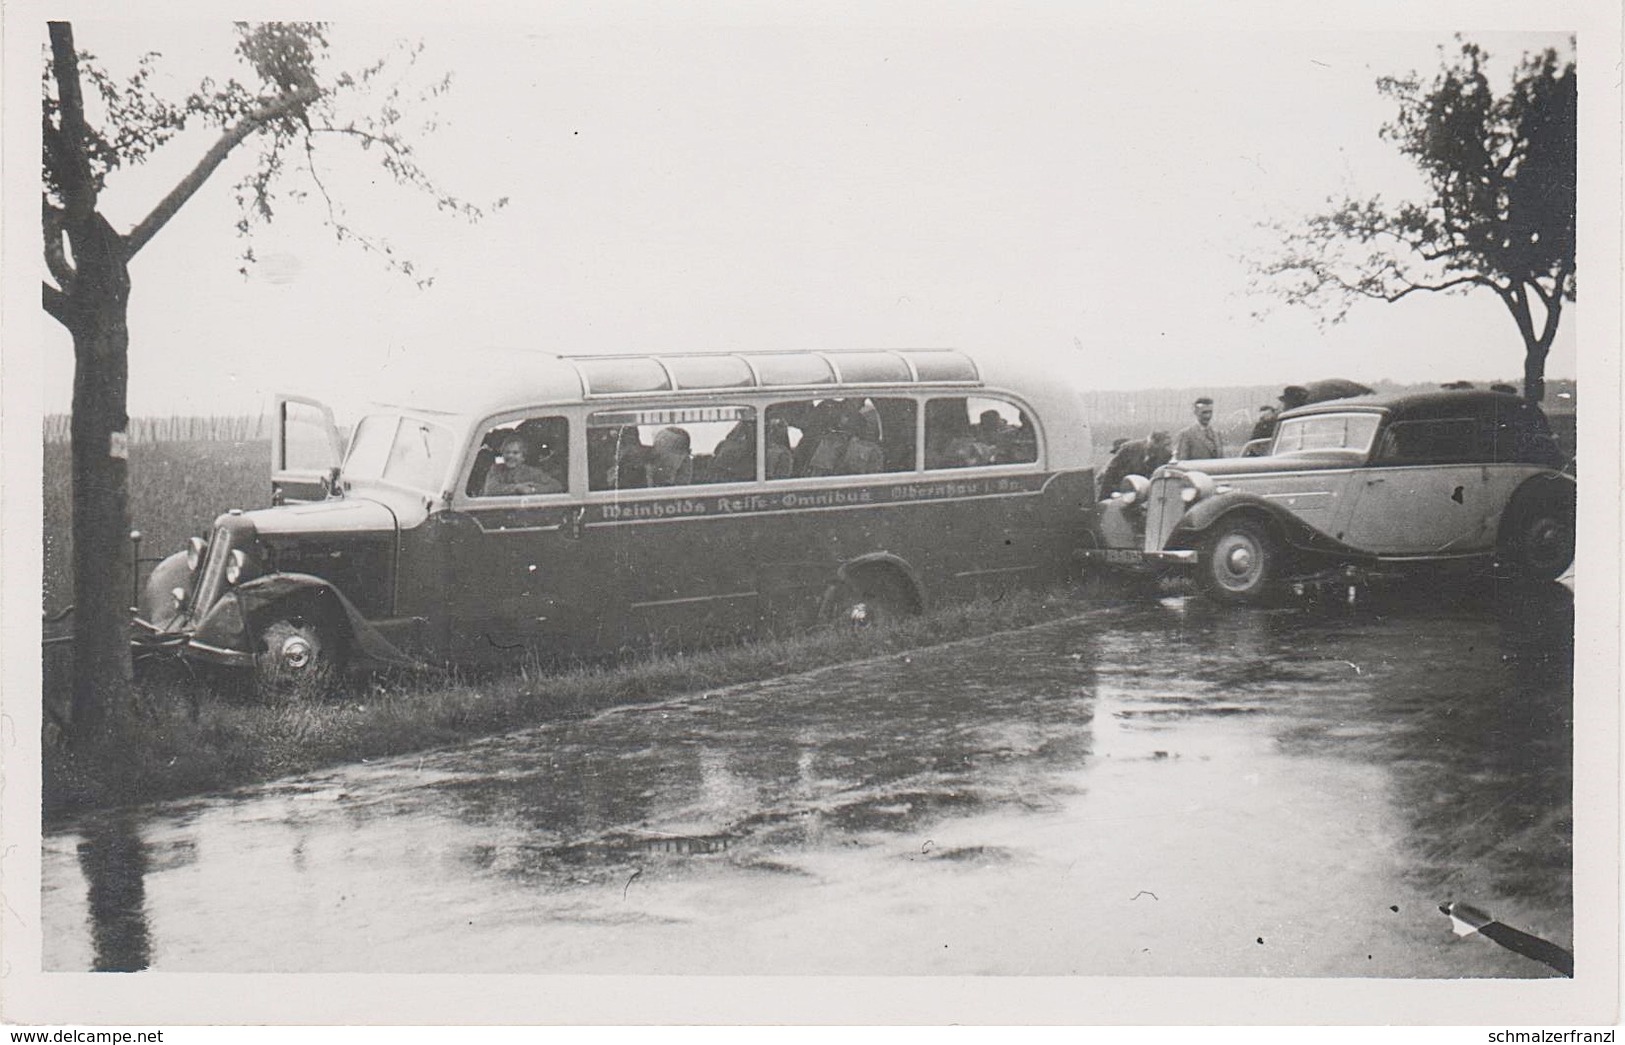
[1199, 517, 1278, 604]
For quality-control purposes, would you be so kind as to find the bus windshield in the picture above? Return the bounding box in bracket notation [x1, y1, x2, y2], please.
[344, 414, 457, 493]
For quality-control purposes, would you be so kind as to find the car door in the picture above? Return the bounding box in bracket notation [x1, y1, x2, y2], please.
[1338, 418, 1502, 556]
[272, 394, 345, 505]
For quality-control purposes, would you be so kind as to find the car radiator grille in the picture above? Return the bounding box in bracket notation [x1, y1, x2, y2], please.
[187, 526, 233, 625]
[1142, 477, 1184, 553]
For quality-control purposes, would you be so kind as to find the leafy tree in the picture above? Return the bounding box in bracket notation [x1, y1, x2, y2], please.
[43, 22, 502, 740]
[1253, 39, 1575, 401]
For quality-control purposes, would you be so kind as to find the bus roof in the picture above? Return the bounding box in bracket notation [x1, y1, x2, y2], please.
[367, 347, 1033, 420]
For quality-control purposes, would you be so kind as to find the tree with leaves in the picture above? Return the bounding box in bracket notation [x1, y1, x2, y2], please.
[43, 22, 501, 740]
[1253, 39, 1575, 402]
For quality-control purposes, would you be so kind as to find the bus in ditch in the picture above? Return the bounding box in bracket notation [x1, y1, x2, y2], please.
[133, 348, 1096, 694]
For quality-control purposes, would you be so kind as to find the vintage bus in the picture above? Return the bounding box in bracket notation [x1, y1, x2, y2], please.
[134, 348, 1095, 692]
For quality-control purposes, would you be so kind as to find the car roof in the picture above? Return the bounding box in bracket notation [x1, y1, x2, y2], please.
[1280, 388, 1541, 425]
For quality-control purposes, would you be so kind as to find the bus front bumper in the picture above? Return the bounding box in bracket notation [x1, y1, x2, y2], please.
[131, 616, 255, 668]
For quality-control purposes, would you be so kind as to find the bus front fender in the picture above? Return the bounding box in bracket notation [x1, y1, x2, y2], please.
[201, 572, 419, 668]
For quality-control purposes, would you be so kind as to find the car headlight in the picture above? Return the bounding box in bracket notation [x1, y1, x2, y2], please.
[1117, 474, 1151, 505]
[186, 536, 208, 571]
[225, 549, 254, 585]
[1178, 472, 1217, 504]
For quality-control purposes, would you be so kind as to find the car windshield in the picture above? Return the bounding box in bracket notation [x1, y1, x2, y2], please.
[343, 414, 457, 493]
[1271, 413, 1381, 456]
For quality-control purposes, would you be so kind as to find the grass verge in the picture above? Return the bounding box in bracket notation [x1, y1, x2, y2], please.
[43, 581, 1119, 826]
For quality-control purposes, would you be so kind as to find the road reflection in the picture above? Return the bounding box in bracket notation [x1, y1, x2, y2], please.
[43, 579, 1572, 974]
[76, 815, 151, 972]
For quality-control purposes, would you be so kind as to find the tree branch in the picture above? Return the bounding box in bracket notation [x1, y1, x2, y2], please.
[43, 281, 71, 325]
[48, 22, 97, 221]
[1373, 273, 1496, 303]
[125, 83, 319, 257]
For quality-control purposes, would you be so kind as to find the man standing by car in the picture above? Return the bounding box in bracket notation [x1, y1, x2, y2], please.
[1250, 404, 1279, 442]
[1098, 430, 1172, 498]
[1174, 396, 1223, 461]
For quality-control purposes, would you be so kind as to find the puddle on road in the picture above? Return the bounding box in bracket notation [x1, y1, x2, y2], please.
[43, 577, 1574, 975]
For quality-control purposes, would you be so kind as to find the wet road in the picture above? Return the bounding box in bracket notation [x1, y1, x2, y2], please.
[43, 579, 1574, 976]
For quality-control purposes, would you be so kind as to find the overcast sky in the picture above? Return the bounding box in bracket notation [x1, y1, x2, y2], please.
[21, 13, 1582, 418]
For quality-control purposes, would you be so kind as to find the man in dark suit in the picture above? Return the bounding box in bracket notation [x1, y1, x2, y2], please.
[1098, 430, 1172, 498]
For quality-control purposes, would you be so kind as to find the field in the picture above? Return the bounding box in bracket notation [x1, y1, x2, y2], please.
[42, 438, 271, 616]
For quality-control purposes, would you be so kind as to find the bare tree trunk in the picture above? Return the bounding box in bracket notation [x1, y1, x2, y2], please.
[1523, 352, 1547, 404]
[66, 214, 134, 740]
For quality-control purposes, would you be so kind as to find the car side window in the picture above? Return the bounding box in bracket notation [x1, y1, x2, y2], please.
[1375, 419, 1477, 465]
[925, 396, 1037, 469]
[468, 416, 570, 497]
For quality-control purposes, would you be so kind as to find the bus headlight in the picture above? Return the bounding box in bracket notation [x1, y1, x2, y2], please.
[1118, 474, 1151, 505]
[186, 536, 208, 571]
[225, 549, 256, 585]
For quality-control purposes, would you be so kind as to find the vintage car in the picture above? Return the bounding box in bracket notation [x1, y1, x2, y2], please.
[1081, 389, 1575, 603]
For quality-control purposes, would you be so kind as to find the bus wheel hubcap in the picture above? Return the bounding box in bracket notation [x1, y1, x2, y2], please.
[279, 635, 315, 671]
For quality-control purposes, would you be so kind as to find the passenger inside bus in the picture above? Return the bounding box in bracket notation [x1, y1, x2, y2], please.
[805, 401, 884, 476]
[479, 423, 565, 496]
[587, 426, 622, 490]
[648, 426, 693, 486]
[925, 400, 992, 469]
[607, 428, 652, 489]
[766, 418, 794, 479]
[709, 420, 756, 482]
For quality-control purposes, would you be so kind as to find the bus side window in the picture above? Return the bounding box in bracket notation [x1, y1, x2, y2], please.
[926, 397, 1035, 469]
[771, 398, 914, 478]
[926, 398, 984, 469]
[588, 408, 756, 489]
[469, 416, 568, 497]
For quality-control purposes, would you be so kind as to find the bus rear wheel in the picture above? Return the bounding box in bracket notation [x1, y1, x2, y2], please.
[824, 572, 915, 628]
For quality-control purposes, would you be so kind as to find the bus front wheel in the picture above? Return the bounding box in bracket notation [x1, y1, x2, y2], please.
[253, 612, 346, 701]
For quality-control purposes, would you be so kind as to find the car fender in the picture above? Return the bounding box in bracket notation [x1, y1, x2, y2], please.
[1171, 489, 1367, 559]
[1089, 497, 1145, 550]
[196, 572, 419, 667]
[1496, 471, 1578, 544]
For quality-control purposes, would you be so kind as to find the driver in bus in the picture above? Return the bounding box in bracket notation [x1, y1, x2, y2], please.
[483, 433, 564, 495]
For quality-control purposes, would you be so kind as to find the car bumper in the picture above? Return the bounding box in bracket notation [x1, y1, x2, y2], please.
[1078, 548, 1198, 567]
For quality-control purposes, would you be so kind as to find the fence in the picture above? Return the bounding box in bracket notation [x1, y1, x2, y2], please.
[43, 413, 271, 444]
